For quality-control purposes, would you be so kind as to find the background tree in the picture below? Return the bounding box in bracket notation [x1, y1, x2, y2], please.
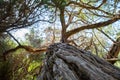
[0, 28, 45, 80]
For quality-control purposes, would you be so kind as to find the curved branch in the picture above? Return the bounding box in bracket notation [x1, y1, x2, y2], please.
[66, 15, 120, 39]
[3, 45, 47, 60]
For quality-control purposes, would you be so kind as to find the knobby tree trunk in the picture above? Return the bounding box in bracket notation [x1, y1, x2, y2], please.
[37, 43, 120, 80]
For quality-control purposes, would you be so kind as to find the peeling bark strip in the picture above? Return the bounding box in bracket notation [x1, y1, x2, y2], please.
[37, 43, 120, 80]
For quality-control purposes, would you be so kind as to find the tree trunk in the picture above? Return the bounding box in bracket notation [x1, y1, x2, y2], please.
[37, 43, 120, 80]
[106, 37, 120, 64]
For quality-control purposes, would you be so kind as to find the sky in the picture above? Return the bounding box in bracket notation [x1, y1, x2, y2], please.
[10, 22, 51, 41]
[11, 28, 29, 41]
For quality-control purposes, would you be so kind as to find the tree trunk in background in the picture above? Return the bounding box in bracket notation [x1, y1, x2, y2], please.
[37, 43, 120, 80]
[106, 37, 120, 64]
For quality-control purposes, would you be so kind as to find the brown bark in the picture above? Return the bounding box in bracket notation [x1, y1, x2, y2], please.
[59, 8, 68, 43]
[106, 37, 120, 64]
[37, 43, 120, 80]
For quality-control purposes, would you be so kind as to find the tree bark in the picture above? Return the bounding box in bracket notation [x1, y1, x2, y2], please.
[106, 37, 120, 64]
[37, 43, 120, 80]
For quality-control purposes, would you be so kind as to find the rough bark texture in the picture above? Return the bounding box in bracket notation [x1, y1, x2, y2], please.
[37, 43, 120, 80]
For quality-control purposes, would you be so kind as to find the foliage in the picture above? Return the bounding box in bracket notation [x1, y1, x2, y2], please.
[0, 34, 15, 80]
[0, 31, 44, 80]
[25, 28, 43, 47]
[10, 51, 44, 80]
[0, 0, 51, 33]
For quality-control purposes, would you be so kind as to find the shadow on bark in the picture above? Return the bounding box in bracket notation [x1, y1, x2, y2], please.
[37, 43, 120, 80]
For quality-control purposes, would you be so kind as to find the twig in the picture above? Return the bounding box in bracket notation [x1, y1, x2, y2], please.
[93, 30, 108, 52]
[97, 29, 115, 43]
[93, 41, 98, 56]
[6, 31, 21, 46]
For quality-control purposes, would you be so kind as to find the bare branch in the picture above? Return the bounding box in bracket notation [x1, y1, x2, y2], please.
[6, 31, 21, 45]
[3, 45, 47, 60]
[97, 29, 115, 42]
[106, 58, 120, 62]
[93, 41, 98, 56]
[93, 30, 108, 52]
[67, 1, 112, 16]
[66, 14, 120, 38]
[96, 0, 107, 8]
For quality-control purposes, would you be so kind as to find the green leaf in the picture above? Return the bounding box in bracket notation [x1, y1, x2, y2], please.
[28, 61, 40, 72]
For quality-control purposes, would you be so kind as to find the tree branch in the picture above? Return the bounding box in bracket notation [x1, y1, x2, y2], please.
[106, 58, 120, 62]
[97, 29, 115, 42]
[66, 15, 120, 38]
[96, 0, 107, 8]
[93, 30, 108, 52]
[6, 31, 21, 45]
[3, 45, 47, 60]
[67, 1, 112, 16]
